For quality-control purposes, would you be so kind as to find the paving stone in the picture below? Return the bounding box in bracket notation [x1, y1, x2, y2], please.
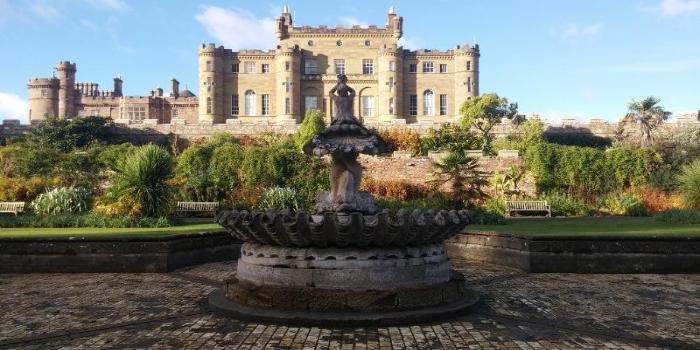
[0, 258, 696, 349]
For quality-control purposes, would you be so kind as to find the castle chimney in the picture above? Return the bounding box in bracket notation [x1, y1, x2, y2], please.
[170, 78, 180, 98]
[113, 76, 123, 97]
[156, 87, 163, 97]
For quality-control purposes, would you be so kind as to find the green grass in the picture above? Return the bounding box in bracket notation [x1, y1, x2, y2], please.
[0, 222, 223, 239]
[469, 217, 700, 238]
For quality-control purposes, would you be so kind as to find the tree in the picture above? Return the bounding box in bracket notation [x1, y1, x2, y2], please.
[294, 109, 326, 151]
[616, 97, 670, 147]
[110, 144, 174, 217]
[429, 150, 489, 206]
[678, 159, 700, 210]
[460, 93, 518, 155]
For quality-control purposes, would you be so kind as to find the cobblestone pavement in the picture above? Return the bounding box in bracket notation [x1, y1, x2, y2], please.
[0, 259, 698, 349]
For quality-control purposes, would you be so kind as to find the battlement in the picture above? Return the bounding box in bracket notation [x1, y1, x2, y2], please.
[198, 43, 232, 55]
[233, 49, 277, 56]
[287, 24, 395, 36]
[27, 78, 59, 87]
[56, 61, 76, 71]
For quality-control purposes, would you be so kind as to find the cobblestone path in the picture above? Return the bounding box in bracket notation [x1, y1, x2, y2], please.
[0, 259, 697, 349]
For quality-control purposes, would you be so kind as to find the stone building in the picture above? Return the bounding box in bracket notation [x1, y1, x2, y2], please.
[27, 61, 198, 124]
[199, 6, 479, 124]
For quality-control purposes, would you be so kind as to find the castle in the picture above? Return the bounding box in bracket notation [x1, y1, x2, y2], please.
[27, 7, 479, 126]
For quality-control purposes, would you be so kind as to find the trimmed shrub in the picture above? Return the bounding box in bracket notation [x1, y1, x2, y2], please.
[419, 123, 482, 155]
[654, 208, 700, 224]
[294, 109, 326, 151]
[31, 187, 92, 215]
[378, 128, 421, 155]
[256, 187, 300, 211]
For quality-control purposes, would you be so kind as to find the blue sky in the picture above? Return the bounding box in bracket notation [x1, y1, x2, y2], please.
[0, 0, 699, 123]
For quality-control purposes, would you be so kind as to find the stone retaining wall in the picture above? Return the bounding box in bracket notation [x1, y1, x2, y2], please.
[0, 231, 239, 273]
[447, 232, 700, 273]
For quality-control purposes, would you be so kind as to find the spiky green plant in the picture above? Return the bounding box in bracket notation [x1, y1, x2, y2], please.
[110, 144, 174, 217]
[429, 150, 489, 206]
[256, 187, 300, 212]
[31, 187, 92, 215]
[678, 159, 700, 210]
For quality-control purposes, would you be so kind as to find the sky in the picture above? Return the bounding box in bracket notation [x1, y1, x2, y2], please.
[0, 0, 699, 124]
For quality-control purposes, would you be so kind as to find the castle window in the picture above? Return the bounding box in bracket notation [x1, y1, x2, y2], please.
[423, 62, 434, 73]
[467, 77, 472, 92]
[285, 61, 291, 71]
[423, 90, 435, 116]
[171, 109, 179, 119]
[261, 94, 270, 115]
[389, 61, 396, 72]
[389, 97, 394, 114]
[304, 59, 318, 74]
[285, 97, 291, 114]
[409, 95, 417, 116]
[41, 89, 48, 97]
[439, 64, 448, 73]
[231, 94, 239, 115]
[245, 90, 256, 115]
[206, 61, 212, 71]
[244, 62, 256, 73]
[232, 63, 239, 73]
[285, 78, 291, 93]
[361, 96, 375, 117]
[308, 40, 314, 46]
[364, 40, 371, 47]
[409, 63, 417, 73]
[305, 95, 318, 111]
[439, 94, 448, 115]
[206, 97, 212, 114]
[388, 77, 394, 92]
[262, 64, 270, 73]
[125, 105, 147, 121]
[336, 40, 343, 46]
[362, 59, 374, 75]
[467, 61, 472, 71]
[334, 59, 345, 75]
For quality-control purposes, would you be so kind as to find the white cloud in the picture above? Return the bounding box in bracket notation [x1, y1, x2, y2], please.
[338, 16, 369, 27]
[84, 0, 129, 12]
[647, 0, 700, 16]
[399, 36, 426, 50]
[556, 22, 604, 40]
[31, 1, 61, 21]
[195, 6, 276, 50]
[0, 93, 28, 123]
[592, 59, 700, 73]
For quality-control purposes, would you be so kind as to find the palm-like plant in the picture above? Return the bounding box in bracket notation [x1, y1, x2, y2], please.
[111, 144, 174, 217]
[617, 97, 670, 147]
[430, 150, 489, 205]
[678, 159, 700, 210]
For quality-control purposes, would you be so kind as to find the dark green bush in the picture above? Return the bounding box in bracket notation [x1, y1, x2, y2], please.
[540, 192, 594, 216]
[419, 123, 482, 155]
[544, 132, 612, 148]
[654, 208, 700, 224]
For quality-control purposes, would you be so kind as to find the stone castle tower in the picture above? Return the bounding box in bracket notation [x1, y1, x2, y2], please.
[198, 6, 479, 124]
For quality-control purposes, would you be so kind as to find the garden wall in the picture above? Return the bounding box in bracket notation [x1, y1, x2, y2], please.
[447, 232, 700, 273]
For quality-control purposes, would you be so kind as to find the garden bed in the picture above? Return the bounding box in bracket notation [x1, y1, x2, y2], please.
[448, 217, 700, 273]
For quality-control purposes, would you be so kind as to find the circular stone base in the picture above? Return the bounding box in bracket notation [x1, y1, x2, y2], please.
[207, 274, 480, 327]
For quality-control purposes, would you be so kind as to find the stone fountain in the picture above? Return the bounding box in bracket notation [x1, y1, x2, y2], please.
[210, 75, 478, 326]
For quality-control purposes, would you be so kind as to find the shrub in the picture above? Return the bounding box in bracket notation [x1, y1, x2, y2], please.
[654, 208, 700, 224]
[378, 128, 421, 155]
[636, 186, 680, 215]
[540, 193, 592, 216]
[256, 187, 300, 211]
[419, 123, 482, 155]
[678, 159, 700, 210]
[374, 192, 458, 211]
[0, 213, 171, 228]
[467, 208, 506, 225]
[600, 192, 648, 217]
[544, 133, 612, 148]
[294, 109, 326, 151]
[360, 178, 429, 201]
[109, 144, 174, 217]
[0, 177, 47, 202]
[481, 197, 505, 216]
[31, 187, 92, 215]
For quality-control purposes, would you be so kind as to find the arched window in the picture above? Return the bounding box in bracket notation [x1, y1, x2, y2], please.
[423, 90, 435, 116]
[245, 90, 256, 116]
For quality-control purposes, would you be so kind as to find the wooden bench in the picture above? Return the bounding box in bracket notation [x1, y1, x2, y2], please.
[0, 202, 26, 216]
[175, 202, 219, 217]
[504, 200, 551, 217]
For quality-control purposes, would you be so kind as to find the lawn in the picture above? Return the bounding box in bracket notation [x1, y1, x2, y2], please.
[0, 222, 224, 239]
[469, 217, 700, 238]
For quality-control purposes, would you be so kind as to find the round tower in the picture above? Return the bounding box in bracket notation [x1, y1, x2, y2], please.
[453, 45, 480, 117]
[378, 45, 402, 119]
[275, 45, 301, 121]
[198, 44, 225, 123]
[55, 61, 77, 118]
[27, 78, 59, 122]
